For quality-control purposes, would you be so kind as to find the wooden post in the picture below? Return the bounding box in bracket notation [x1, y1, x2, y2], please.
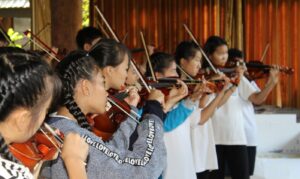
[50, 0, 82, 52]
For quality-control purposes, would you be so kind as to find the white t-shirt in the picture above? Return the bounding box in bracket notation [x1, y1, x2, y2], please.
[211, 76, 257, 145]
[0, 157, 33, 179]
[163, 108, 199, 179]
[241, 81, 260, 146]
[190, 104, 218, 173]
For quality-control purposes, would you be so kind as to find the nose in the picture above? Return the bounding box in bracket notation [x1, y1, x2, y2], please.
[196, 62, 201, 70]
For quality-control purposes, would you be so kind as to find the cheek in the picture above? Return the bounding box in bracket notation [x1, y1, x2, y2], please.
[120, 70, 128, 82]
[26, 114, 44, 139]
[212, 55, 222, 65]
[34, 113, 46, 130]
[190, 62, 199, 73]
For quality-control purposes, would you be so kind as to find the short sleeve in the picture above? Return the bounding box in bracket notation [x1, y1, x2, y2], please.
[238, 76, 257, 101]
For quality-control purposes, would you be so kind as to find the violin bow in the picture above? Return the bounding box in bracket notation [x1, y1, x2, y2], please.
[23, 30, 60, 62]
[95, 20, 110, 39]
[107, 97, 141, 123]
[0, 27, 15, 46]
[122, 32, 129, 43]
[176, 64, 195, 81]
[260, 42, 270, 63]
[22, 23, 50, 48]
[94, 6, 119, 41]
[140, 31, 157, 82]
[183, 24, 219, 74]
[94, 6, 152, 93]
[41, 123, 88, 165]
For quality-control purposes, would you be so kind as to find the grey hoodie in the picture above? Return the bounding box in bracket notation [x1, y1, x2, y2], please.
[40, 112, 166, 179]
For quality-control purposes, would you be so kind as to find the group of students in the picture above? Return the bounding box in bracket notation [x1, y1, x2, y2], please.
[0, 26, 279, 179]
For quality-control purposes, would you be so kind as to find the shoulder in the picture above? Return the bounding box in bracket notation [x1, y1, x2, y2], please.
[47, 116, 102, 142]
[0, 157, 33, 179]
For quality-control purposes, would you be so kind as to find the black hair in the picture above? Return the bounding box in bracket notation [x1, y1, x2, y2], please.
[203, 36, 228, 68]
[0, 47, 26, 55]
[175, 40, 200, 65]
[227, 48, 245, 67]
[76, 26, 104, 50]
[88, 38, 131, 69]
[56, 50, 99, 130]
[0, 51, 60, 163]
[228, 48, 244, 60]
[145, 52, 175, 77]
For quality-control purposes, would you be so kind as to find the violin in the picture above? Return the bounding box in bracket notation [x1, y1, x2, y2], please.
[88, 8, 169, 141]
[87, 94, 140, 141]
[244, 60, 293, 80]
[9, 124, 64, 172]
[226, 59, 294, 81]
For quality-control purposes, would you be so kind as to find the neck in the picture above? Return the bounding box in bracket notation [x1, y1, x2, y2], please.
[56, 107, 78, 122]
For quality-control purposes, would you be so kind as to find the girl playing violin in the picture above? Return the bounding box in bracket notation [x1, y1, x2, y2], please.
[168, 41, 232, 179]
[203, 36, 279, 179]
[0, 50, 88, 179]
[144, 51, 200, 179]
[227, 48, 279, 177]
[124, 52, 190, 151]
[43, 43, 167, 179]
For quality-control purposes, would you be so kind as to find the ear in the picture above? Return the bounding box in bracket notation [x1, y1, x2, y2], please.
[83, 43, 92, 51]
[12, 108, 32, 132]
[103, 66, 113, 76]
[155, 72, 163, 78]
[179, 58, 188, 67]
[79, 79, 91, 96]
[179, 58, 186, 67]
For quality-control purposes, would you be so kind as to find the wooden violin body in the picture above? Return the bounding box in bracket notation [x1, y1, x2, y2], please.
[9, 131, 63, 171]
[245, 60, 294, 80]
[87, 94, 134, 141]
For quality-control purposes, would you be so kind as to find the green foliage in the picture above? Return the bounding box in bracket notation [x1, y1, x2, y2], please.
[82, 0, 90, 27]
[7, 28, 23, 48]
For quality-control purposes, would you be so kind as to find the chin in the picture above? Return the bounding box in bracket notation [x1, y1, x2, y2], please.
[191, 71, 198, 77]
[99, 105, 107, 114]
[15, 136, 32, 143]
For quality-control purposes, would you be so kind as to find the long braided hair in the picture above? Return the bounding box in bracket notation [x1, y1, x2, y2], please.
[0, 50, 60, 163]
[56, 50, 99, 131]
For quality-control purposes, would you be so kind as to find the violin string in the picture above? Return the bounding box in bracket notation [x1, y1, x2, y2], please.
[42, 124, 88, 166]
[43, 123, 64, 144]
[107, 97, 140, 123]
[39, 128, 62, 153]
